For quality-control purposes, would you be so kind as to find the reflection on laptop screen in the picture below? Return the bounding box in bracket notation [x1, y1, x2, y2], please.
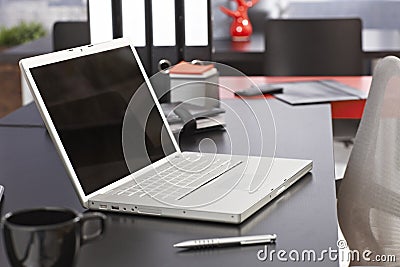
[30, 46, 176, 195]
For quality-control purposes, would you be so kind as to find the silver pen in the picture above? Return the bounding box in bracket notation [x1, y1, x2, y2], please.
[173, 234, 277, 249]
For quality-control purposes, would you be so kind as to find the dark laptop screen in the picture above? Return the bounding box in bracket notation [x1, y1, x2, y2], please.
[30, 46, 176, 195]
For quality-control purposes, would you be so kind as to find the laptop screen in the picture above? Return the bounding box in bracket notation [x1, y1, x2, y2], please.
[30, 46, 176, 195]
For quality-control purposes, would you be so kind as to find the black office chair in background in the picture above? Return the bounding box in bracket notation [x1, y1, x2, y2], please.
[263, 18, 365, 180]
[263, 18, 363, 76]
[53, 21, 90, 52]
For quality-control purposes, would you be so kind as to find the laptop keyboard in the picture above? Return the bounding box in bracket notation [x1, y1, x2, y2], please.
[109, 154, 242, 200]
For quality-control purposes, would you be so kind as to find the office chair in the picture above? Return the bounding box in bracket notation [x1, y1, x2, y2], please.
[337, 56, 400, 265]
[52, 21, 90, 52]
[264, 18, 364, 180]
[263, 18, 363, 76]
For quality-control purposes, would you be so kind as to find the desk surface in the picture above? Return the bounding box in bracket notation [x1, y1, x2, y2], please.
[218, 76, 371, 119]
[0, 98, 338, 266]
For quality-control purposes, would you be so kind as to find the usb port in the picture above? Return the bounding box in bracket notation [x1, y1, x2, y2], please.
[111, 205, 119, 210]
[99, 204, 107, 210]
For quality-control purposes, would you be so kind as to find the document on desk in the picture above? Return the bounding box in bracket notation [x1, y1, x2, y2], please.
[272, 80, 368, 105]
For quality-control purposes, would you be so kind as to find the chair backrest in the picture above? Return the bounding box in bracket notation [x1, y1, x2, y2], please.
[263, 18, 363, 76]
[337, 56, 400, 265]
[53, 21, 90, 52]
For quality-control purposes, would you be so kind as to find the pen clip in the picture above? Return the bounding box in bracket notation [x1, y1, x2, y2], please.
[240, 239, 274, 245]
[240, 234, 277, 245]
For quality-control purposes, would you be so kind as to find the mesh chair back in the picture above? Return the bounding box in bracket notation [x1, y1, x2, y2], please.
[338, 56, 400, 265]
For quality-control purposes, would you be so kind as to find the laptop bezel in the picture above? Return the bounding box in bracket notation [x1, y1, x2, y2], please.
[19, 38, 181, 206]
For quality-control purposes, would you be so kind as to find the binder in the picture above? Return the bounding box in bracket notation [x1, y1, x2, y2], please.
[150, 0, 180, 75]
[121, 0, 152, 74]
[149, 0, 182, 103]
[182, 0, 212, 61]
[87, 0, 113, 43]
[111, 0, 123, 38]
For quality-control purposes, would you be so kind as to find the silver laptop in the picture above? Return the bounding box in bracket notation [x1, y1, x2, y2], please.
[20, 38, 312, 224]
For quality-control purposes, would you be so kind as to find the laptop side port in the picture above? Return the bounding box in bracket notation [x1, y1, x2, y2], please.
[99, 204, 107, 210]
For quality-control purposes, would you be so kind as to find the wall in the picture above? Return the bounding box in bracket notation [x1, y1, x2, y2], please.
[285, 0, 400, 29]
[0, 0, 86, 31]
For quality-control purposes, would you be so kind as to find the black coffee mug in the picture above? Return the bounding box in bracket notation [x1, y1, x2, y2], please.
[2, 207, 106, 267]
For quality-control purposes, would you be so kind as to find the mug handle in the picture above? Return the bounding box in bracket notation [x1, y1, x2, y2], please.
[79, 212, 106, 245]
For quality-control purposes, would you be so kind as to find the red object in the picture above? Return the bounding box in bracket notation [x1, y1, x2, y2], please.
[220, 0, 259, 42]
[218, 76, 372, 119]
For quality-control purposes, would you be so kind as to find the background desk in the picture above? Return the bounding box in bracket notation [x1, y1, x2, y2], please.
[213, 30, 400, 75]
[0, 98, 338, 266]
[219, 76, 372, 119]
[219, 76, 371, 140]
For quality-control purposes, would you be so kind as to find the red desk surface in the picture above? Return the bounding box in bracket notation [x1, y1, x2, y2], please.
[219, 76, 372, 119]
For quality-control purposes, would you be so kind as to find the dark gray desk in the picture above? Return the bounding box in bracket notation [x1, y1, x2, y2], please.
[0, 35, 53, 64]
[0, 99, 338, 266]
[0, 102, 43, 127]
